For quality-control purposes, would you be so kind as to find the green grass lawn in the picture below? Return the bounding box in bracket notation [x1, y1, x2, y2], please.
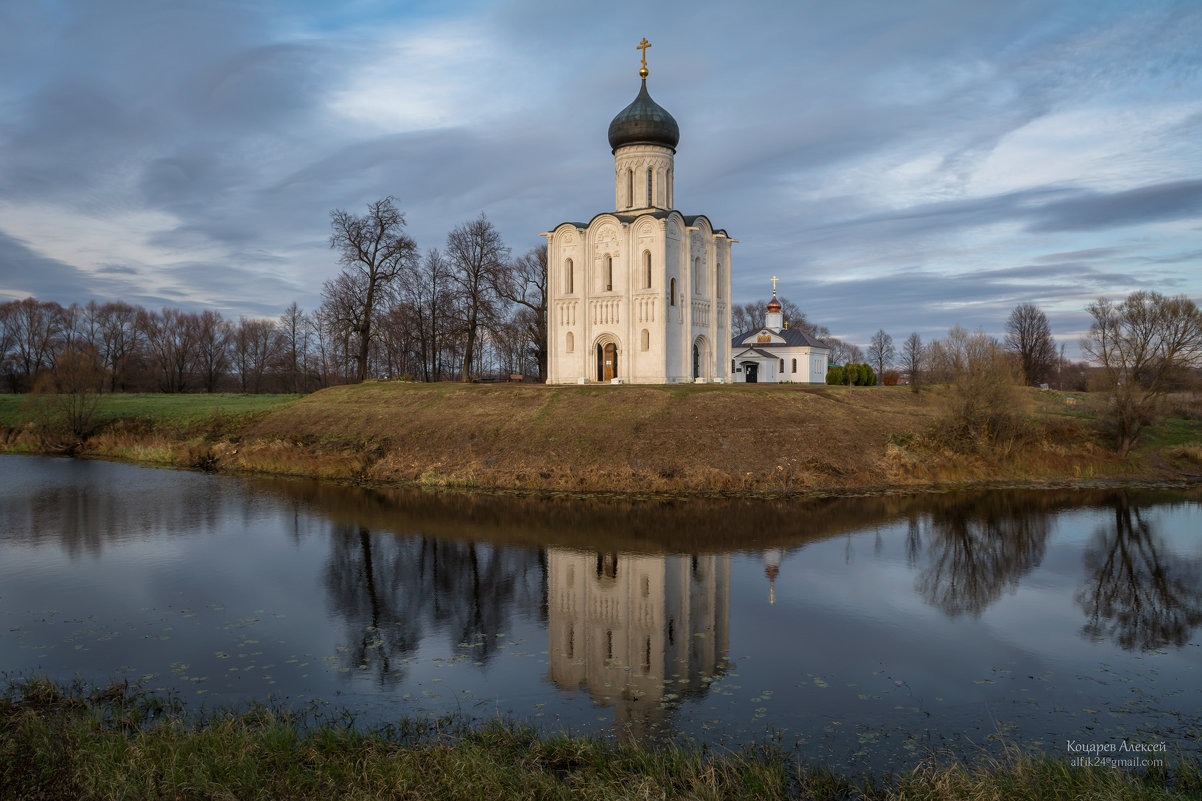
[0, 393, 301, 427]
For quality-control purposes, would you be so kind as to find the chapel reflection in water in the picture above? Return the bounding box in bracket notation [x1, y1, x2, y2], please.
[546, 549, 730, 742]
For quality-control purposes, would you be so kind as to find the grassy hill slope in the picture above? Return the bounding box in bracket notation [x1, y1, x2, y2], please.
[2, 381, 1199, 494]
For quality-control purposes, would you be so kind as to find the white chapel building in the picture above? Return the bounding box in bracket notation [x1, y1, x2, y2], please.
[543, 45, 733, 384]
[730, 284, 829, 384]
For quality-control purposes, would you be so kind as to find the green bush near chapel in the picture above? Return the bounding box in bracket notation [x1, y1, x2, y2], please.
[825, 365, 845, 385]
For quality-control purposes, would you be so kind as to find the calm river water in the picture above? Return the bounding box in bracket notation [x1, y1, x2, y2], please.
[2, 455, 1200, 770]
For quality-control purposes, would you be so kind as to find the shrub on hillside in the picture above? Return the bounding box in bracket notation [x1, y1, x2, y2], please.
[882, 370, 900, 386]
[930, 327, 1027, 453]
[826, 365, 845, 385]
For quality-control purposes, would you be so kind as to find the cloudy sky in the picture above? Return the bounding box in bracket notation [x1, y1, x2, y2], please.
[1, 0, 1199, 353]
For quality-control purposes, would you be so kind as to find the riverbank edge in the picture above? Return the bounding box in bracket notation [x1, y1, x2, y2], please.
[2, 677, 1197, 801]
[2, 383, 1201, 499]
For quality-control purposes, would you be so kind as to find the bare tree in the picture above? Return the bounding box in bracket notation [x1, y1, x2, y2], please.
[30, 343, 105, 436]
[496, 244, 548, 380]
[403, 248, 455, 382]
[446, 213, 510, 381]
[1004, 303, 1057, 386]
[4, 297, 62, 391]
[932, 326, 1025, 451]
[324, 196, 418, 383]
[138, 308, 198, 393]
[867, 329, 895, 384]
[0, 301, 18, 392]
[902, 331, 924, 393]
[279, 302, 312, 393]
[821, 336, 863, 367]
[1083, 291, 1202, 454]
[232, 317, 282, 393]
[194, 310, 231, 393]
[97, 301, 142, 392]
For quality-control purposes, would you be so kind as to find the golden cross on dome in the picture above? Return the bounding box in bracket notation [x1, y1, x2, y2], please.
[771, 275, 778, 295]
[637, 38, 651, 77]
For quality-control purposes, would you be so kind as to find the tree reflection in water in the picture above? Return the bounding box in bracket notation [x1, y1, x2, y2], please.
[912, 494, 1051, 617]
[323, 524, 545, 684]
[1076, 494, 1202, 651]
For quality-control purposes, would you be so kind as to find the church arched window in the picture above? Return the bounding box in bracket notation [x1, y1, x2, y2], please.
[667, 168, 672, 207]
[566, 331, 574, 353]
[564, 258, 573, 294]
[604, 255, 613, 290]
[693, 257, 702, 294]
[792, 358, 797, 373]
[642, 250, 652, 288]
[640, 328, 649, 351]
[646, 167, 653, 206]
[716, 262, 723, 298]
[780, 358, 785, 373]
[627, 169, 633, 208]
[669, 277, 676, 306]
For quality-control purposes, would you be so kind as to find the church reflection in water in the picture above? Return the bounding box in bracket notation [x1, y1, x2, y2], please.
[546, 550, 730, 740]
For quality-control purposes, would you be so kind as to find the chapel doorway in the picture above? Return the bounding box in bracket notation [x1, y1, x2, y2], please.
[744, 362, 758, 383]
[597, 342, 618, 381]
[692, 336, 709, 381]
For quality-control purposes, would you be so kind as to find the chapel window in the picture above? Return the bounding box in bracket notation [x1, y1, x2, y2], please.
[604, 255, 613, 291]
[670, 277, 676, 306]
[566, 331, 574, 353]
[792, 358, 797, 373]
[693, 257, 701, 294]
[643, 250, 652, 288]
[627, 169, 634, 208]
[716, 262, 723, 298]
[640, 328, 649, 351]
[565, 258, 573, 294]
[780, 358, 785, 373]
[647, 167, 653, 206]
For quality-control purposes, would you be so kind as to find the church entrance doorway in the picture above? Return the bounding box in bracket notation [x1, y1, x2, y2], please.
[692, 336, 710, 381]
[743, 362, 758, 383]
[596, 342, 618, 381]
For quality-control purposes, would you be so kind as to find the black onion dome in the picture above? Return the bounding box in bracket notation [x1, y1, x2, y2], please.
[607, 79, 679, 151]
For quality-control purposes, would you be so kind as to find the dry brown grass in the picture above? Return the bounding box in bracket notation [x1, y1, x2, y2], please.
[7, 381, 1184, 494]
[196, 382, 1129, 494]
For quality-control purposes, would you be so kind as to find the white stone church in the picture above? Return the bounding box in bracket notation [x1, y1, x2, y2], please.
[543, 47, 734, 384]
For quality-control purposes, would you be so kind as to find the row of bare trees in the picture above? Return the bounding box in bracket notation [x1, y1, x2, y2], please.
[0, 297, 341, 394]
[0, 203, 549, 395]
[321, 198, 547, 386]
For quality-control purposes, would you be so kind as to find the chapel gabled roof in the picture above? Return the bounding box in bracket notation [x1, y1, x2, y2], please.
[732, 328, 829, 350]
[732, 347, 780, 360]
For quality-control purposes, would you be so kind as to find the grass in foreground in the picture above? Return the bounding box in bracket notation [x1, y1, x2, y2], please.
[2, 678, 1198, 801]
